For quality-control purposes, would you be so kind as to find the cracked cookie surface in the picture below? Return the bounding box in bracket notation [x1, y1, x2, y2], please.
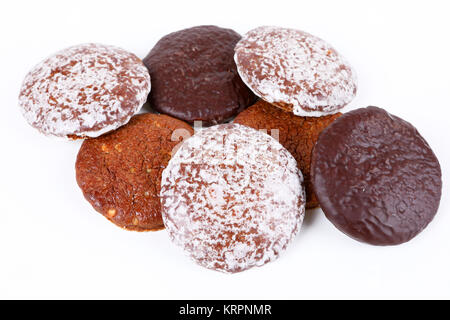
[76, 113, 193, 231]
[234, 100, 341, 208]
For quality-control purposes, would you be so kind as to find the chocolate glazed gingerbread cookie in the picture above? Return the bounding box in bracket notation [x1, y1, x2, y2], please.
[76, 113, 193, 231]
[143, 25, 255, 125]
[311, 107, 442, 245]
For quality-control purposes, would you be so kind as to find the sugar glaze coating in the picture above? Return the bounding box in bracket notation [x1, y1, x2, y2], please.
[235, 26, 357, 116]
[19, 43, 150, 139]
[160, 123, 305, 273]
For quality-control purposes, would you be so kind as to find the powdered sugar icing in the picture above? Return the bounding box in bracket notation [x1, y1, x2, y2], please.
[19, 43, 151, 138]
[160, 123, 305, 273]
[234, 26, 357, 116]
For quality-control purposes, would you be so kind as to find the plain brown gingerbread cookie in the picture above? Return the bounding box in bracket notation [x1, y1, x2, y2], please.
[75, 113, 193, 231]
[234, 100, 341, 208]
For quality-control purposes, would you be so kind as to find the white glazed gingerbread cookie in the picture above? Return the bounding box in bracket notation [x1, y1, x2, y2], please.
[160, 123, 305, 273]
[234, 26, 357, 117]
[19, 43, 151, 139]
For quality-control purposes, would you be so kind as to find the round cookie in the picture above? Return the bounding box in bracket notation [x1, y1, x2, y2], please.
[76, 113, 193, 231]
[311, 107, 442, 245]
[234, 100, 341, 208]
[160, 123, 305, 273]
[143, 25, 255, 125]
[234, 26, 357, 117]
[19, 43, 151, 139]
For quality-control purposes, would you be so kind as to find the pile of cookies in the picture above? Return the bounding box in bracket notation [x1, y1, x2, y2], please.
[18, 25, 442, 273]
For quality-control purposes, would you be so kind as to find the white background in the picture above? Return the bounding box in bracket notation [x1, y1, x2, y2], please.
[1, 0, 449, 299]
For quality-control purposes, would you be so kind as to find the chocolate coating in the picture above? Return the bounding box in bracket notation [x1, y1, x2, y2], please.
[311, 106, 442, 245]
[143, 25, 255, 125]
